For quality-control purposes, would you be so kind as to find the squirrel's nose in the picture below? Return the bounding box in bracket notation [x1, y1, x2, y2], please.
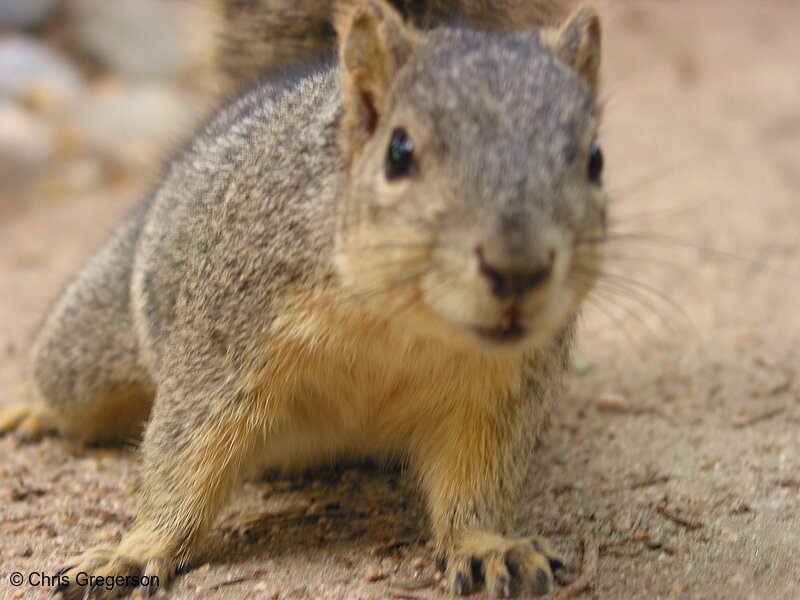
[476, 245, 555, 300]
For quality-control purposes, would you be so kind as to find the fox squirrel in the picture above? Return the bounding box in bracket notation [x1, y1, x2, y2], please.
[0, 0, 606, 597]
[209, 0, 576, 88]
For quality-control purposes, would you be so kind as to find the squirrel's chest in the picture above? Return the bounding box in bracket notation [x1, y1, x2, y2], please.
[243, 298, 526, 467]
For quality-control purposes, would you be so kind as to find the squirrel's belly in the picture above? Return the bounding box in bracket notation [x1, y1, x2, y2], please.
[253, 357, 528, 474]
[251, 369, 436, 471]
[242, 290, 529, 472]
[246, 328, 528, 472]
[256, 418, 400, 472]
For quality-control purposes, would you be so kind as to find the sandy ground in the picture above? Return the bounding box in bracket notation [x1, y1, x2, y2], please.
[1, 1, 799, 599]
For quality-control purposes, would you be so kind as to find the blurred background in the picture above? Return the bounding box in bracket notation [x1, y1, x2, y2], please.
[0, 0, 212, 221]
[0, 1, 798, 598]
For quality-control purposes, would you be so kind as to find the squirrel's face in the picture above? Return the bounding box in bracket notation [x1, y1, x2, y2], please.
[335, 9, 606, 351]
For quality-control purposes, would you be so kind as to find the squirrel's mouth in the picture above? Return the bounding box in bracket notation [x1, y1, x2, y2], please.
[472, 306, 529, 343]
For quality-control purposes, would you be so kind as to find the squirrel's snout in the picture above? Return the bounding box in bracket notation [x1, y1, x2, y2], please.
[476, 245, 555, 300]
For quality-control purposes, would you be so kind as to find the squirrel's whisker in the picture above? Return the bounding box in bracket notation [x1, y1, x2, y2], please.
[581, 292, 644, 354]
[587, 283, 672, 343]
[597, 231, 800, 282]
[574, 265, 696, 340]
[602, 253, 691, 275]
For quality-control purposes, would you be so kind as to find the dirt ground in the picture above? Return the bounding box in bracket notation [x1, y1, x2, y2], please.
[1, 1, 799, 599]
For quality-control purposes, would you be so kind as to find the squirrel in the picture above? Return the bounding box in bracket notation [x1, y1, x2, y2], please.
[0, 0, 606, 597]
[208, 0, 576, 89]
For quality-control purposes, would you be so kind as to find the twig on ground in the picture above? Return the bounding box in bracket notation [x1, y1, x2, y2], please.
[629, 474, 670, 489]
[732, 407, 786, 428]
[657, 504, 704, 530]
[558, 535, 599, 598]
[204, 570, 269, 590]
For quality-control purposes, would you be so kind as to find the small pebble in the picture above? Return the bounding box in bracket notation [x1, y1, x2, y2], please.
[731, 502, 752, 514]
[596, 392, 627, 412]
[631, 531, 651, 542]
[365, 564, 389, 582]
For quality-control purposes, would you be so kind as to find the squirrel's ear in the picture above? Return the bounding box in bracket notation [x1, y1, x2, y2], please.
[543, 4, 601, 91]
[336, 0, 421, 154]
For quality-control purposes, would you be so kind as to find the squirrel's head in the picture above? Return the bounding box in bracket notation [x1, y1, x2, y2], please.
[333, 0, 607, 351]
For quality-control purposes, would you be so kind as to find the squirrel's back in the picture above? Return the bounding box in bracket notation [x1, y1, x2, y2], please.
[132, 63, 342, 371]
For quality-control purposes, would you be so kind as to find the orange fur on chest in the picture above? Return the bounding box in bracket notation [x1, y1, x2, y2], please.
[240, 289, 528, 466]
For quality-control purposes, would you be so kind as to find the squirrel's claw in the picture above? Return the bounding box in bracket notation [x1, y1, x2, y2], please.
[52, 541, 174, 600]
[446, 532, 565, 597]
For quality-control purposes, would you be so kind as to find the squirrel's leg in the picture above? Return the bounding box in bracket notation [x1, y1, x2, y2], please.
[55, 382, 260, 599]
[0, 206, 154, 444]
[413, 394, 564, 598]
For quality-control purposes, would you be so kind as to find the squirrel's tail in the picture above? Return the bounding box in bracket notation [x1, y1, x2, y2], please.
[206, 0, 576, 90]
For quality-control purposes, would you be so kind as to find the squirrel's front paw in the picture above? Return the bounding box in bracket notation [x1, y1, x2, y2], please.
[53, 534, 176, 599]
[444, 531, 565, 598]
[0, 402, 58, 442]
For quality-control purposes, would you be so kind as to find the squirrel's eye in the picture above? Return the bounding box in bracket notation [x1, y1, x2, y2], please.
[385, 128, 415, 180]
[588, 141, 603, 184]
